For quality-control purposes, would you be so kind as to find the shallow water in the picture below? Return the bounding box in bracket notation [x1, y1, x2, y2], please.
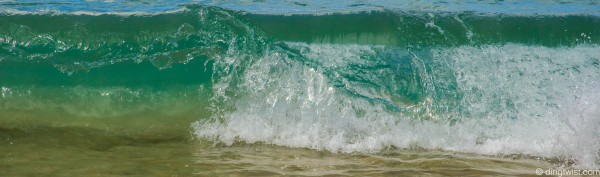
[1, 135, 554, 176]
[0, 108, 557, 176]
[0, 110, 562, 176]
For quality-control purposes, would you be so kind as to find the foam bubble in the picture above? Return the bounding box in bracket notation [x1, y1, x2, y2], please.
[193, 43, 600, 168]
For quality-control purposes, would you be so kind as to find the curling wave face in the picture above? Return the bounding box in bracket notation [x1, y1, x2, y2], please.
[0, 4, 599, 168]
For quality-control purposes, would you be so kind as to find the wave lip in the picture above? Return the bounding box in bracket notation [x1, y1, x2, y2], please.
[0, 0, 193, 14]
[1, 1, 599, 16]
[0, 5, 268, 74]
[246, 11, 600, 47]
[199, 0, 600, 16]
[2, 8, 596, 71]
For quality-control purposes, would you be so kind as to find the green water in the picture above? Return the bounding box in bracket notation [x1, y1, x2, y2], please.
[246, 12, 600, 47]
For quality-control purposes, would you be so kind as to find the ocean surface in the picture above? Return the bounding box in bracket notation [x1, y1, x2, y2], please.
[1, 0, 599, 176]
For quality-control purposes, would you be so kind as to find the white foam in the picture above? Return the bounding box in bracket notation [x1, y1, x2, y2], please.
[193, 43, 600, 168]
[0, 6, 188, 16]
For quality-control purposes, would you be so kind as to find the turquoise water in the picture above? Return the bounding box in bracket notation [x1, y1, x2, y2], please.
[1, 1, 600, 176]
